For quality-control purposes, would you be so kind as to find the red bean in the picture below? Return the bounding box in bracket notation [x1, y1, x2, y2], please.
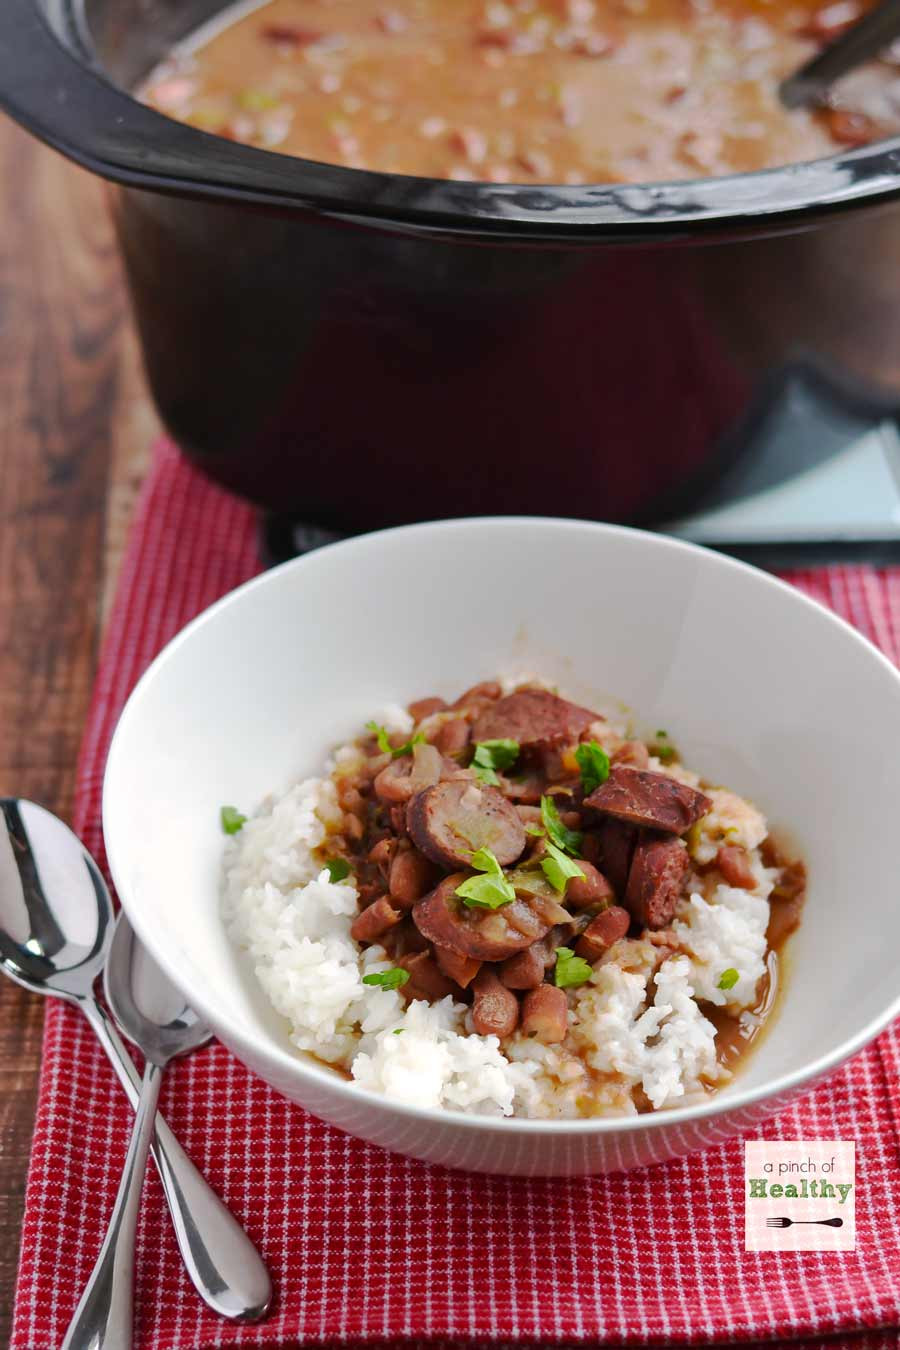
[521, 984, 569, 1043]
[471, 968, 520, 1037]
[500, 940, 551, 989]
[435, 718, 471, 757]
[351, 897, 402, 944]
[612, 740, 650, 770]
[388, 846, 435, 910]
[716, 844, 757, 890]
[434, 945, 482, 989]
[453, 680, 502, 708]
[373, 758, 415, 803]
[565, 860, 615, 910]
[397, 950, 458, 1002]
[574, 905, 631, 961]
[389, 803, 409, 837]
[408, 696, 447, 722]
[367, 837, 397, 873]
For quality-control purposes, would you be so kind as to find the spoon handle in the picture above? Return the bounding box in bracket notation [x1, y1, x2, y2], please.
[62, 1060, 163, 1350]
[79, 996, 271, 1322]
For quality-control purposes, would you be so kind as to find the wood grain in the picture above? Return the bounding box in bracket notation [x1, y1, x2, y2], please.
[0, 115, 157, 1343]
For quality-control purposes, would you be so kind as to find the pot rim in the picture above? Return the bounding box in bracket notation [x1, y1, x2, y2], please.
[4, 0, 900, 240]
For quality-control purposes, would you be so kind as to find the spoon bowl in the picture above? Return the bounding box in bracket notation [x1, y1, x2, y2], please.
[0, 798, 112, 998]
[104, 913, 211, 1068]
[0, 799, 272, 1321]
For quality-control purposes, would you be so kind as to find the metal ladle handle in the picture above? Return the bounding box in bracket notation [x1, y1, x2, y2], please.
[79, 997, 271, 1322]
[62, 1061, 164, 1350]
[781, 0, 900, 108]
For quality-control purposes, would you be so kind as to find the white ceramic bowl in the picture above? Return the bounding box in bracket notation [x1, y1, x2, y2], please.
[104, 519, 900, 1176]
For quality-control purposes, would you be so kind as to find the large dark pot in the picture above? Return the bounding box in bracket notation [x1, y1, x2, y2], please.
[3, 0, 900, 528]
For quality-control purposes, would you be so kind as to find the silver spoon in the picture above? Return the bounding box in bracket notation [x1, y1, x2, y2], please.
[63, 913, 211, 1349]
[0, 799, 271, 1323]
[781, 0, 900, 108]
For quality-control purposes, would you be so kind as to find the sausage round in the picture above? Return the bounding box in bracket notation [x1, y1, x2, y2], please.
[471, 689, 598, 749]
[624, 835, 690, 929]
[584, 766, 711, 836]
[407, 779, 526, 870]
[413, 873, 557, 961]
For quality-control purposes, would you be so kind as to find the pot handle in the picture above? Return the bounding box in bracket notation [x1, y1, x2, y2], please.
[0, 0, 367, 207]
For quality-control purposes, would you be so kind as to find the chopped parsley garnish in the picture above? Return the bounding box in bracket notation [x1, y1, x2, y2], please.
[574, 740, 610, 795]
[717, 967, 739, 991]
[365, 721, 425, 758]
[540, 795, 582, 855]
[524, 824, 545, 837]
[455, 847, 516, 910]
[554, 946, 593, 989]
[393, 1028, 404, 1035]
[324, 857, 351, 883]
[655, 744, 676, 763]
[362, 968, 410, 990]
[471, 738, 520, 786]
[220, 805, 247, 835]
[540, 842, 585, 894]
[656, 729, 668, 739]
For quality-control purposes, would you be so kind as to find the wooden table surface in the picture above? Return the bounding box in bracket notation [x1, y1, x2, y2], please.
[0, 115, 160, 1343]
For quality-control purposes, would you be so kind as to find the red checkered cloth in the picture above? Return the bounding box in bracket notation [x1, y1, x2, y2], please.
[10, 442, 900, 1350]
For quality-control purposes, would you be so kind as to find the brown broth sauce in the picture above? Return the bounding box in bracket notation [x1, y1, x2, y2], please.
[705, 841, 806, 1088]
[140, 0, 900, 185]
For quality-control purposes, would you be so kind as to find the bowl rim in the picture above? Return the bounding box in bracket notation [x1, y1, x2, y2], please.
[3, 0, 900, 240]
[104, 516, 900, 1136]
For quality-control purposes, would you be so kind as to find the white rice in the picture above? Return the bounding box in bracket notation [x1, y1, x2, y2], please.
[222, 723, 782, 1118]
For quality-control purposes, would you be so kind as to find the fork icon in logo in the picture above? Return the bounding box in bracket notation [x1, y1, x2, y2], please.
[765, 1217, 844, 1229]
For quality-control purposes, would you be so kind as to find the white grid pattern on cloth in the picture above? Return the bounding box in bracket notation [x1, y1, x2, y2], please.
[9, 445, 900, 1350]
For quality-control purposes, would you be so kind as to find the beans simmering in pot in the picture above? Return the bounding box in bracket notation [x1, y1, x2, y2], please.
[142, 0, 900, 184]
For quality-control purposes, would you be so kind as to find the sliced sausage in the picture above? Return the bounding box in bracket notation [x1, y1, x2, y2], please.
[433, 945, 482, 990]
[500, 938, 552, 989]
[408, 696, 447, 721]
[584, 766, 711, 836]
[716, 844, 757, 890]
[472, 688, 598, 749]
[574, 905, 631, 961]
[396, 950, 459, 1002]
[471, 968, 520, 1038]
[564, 860, 615, 910]
[413, 873, 558, 961]
[388, 845, 436, 909]
[521, 984, 569, 1043]
[596, 817, 636, 896]
[407, 779, 526, 870]
[350, 897, 402, 944]
[625, 835, 690, 929]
